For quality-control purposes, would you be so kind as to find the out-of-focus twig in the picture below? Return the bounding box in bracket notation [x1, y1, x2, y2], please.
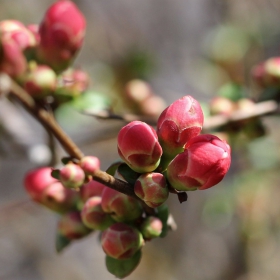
[83, 100, 279, 132]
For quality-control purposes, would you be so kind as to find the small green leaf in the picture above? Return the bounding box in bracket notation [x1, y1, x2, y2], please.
[55, 233, 71, 253]
[51, 169, 60, 180]
[106, 250, 142, 279]
[117, 163, 140, 185]
[61, 156, 74, 165]
[106, 161, 122, 176]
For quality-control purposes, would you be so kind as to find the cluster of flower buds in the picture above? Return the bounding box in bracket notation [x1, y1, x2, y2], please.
[0, 1, 90, 102]
[124, 79, 167, 116]
[209, 96, 266, 141]
[117, 95, 231, 193]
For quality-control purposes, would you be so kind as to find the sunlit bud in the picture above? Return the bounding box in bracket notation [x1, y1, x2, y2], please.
[59, 163, 85, 189]
[101, 188, 142, 222]
[37, 0, 86, 72]
[134, 172, 169, 208]
[101, 223, 144, 260]
[157, 95, 204, 158]
[167, 134, 231, 191]
[117, 121, 162, 173]
[81, 196, 114, 230]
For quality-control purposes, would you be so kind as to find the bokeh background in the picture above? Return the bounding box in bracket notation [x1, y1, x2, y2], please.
[1, 0, 280, 279]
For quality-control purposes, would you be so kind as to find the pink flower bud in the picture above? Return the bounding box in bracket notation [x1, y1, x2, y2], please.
[117, 121, 162, 173]
[0, 20, 36, 50]
[37, 0, 86, 72]
[80, 156, 100, 175]
[80, 180, 106, 202]
[167, 134, 231, 191]
[252, 57, 280, 88]
[59, 163, 85, 189]
[42, 182, 78, 213]
[23, 64, 57, 97]
[101, 223, 144, 260]
[24, 167, 58, 202]
[134, 173, 169, 208]
[140, 95, 167, 117]
[81, 196, 114, 230]
[125, 79, 152, 103]
[157, 95, 204, 158]
[101, 188, 142, 222]
[209, 97, 236, 116]
[57, 211, 91, 240]
[0, 36, 27, 77]
[140, 216, 163, 239]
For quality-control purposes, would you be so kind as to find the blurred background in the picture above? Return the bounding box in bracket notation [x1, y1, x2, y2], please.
[1, 0, 280, 279]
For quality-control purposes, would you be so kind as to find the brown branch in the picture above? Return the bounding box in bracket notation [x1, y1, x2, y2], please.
[0, 73, 139, 199]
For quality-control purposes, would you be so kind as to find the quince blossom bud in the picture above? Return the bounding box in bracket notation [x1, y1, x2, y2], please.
[80, 180, 106, 202]
[81, 196, 114, 230]
[0, 36, 27, 77]
[157, 95, 204, 158]
[134, 173, 169, 208]
[37, 0, 86, 72]
[140, 216, 163, 239]
[117, 121, 162, 173]
[101, 188, 142, 222]
[24, 167, 57, 202]
[209, 96, 236, 116]
[80, 156, 100, 175]
[57, 211, 91, 240]
[167, 134, 231, 191]
[59, 163, 85, 189]
[23, 64, 57, 97]
[42, 182, 78, 213]
[101, 223, 144, 260]
[0, 20, 36, 50]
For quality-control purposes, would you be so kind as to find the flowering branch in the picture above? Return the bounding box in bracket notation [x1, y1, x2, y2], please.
[0, 73, 139, 199]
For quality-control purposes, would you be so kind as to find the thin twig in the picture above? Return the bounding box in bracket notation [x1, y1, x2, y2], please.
[83, 100, 279, 132]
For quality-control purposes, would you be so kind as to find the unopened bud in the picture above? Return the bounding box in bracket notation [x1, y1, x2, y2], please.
[140, 216, 163, 239]
[59, 163, 85, 189]
[117, 121, 162, 173]
[157, 95, 204, 158]
[57, 211, 91, 240]
[101, 223, 144, 260]
[167, 134, 231, 191]
[81, 196, 114, 230]
[134, 173, 169, 208]
[80, 180, 106, 202]
[80, 156, 100, 175]
[37, 0, 86, 72]
[101, 188, 142, 222]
